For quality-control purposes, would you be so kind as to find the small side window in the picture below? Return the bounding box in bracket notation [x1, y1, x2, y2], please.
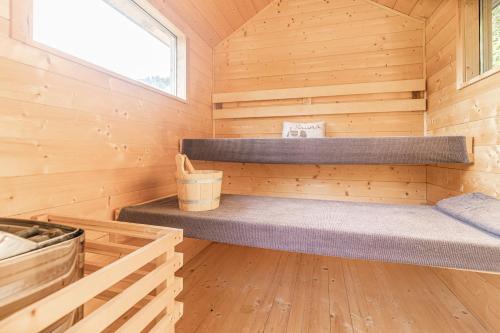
[458, 0, 500, 87]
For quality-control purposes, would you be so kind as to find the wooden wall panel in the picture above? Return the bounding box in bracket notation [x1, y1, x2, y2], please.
[215, 0, 425, 92]
[425, 0, 500, 202]
[215, 112, 424, 138]
[424, 1, 500, 330]
[0, 0, 213, 219]
[216, 162, 427, 204]
[212, 0, 426, 204]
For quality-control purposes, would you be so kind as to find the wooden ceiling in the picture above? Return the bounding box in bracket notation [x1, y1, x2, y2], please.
[372, 0, 445, 19]
[160, 0, 274, 47]
[165, 0, 444, 47]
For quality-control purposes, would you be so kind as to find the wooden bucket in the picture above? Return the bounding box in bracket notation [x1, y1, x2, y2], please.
[175, 154, 223, 211]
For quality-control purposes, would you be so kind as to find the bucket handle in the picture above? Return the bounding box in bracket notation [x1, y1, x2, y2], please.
[175, 154, 196, 175]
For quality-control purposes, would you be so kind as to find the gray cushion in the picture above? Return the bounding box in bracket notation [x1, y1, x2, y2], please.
[180, 136, 472, 165]
[437, 193, 500, 236]
[119, 194, 500, 272]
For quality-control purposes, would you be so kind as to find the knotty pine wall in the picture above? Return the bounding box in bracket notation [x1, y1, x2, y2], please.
[0, 0, 213, 219]
[424, 1, 500, 330]
[215, 0, 425, 92]
[212, 0, 428, 204]
[425, 0, 499, 203]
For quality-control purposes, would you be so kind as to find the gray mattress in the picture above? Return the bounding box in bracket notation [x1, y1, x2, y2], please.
[118, 194, 500, 272]
[181, 137, 471, 164]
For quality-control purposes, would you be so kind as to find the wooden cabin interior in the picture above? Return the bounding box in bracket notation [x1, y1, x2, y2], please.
[0, 0, 499, 332]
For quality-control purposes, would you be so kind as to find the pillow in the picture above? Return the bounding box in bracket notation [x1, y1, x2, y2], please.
[282, 121, 326, 138]
[436, 193, 500, 236]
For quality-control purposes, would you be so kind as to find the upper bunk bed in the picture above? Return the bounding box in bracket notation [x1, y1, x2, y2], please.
[180, 136, 474, 165]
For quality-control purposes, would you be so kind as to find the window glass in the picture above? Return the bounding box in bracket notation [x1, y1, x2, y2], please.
[33, 0, 177, 95]
[460, 0, 500, 85]
[491, 2, 500, 68]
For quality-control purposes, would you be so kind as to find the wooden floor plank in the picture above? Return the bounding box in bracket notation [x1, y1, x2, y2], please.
[176, 244, 493, 333]
[177, 243, 234, 294]
[214, 249, 284, 332]
[325, 257, 354, 333]
[176, 244, 253, 332]
[343, 259, 394, 332]
[434, 269, 500, 332]
[414, 267, 489, 332]
[307, 256, 331, 333]
[285, 254, 315, 333]
[262, 252, 301, 333]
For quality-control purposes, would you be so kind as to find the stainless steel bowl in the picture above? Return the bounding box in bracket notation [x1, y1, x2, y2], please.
[0, 218, 85, 332]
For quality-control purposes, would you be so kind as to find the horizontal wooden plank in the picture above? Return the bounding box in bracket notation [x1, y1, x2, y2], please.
[67, 271, 182, 332]
[222, 175, 426, 200]
[116, 296, 175, 333]
[215, 30, 423, 67]
[149, 301, 183, 333]
[215, 161, 428, 205]
[215, 163, 427, 182]
[213, 79, 425, 103]
[216, 47, 423, 81]
[215, 63, 424, 92]
[215, 131, 424, 139]
[215, 112, 424, 135]
[86, 240, 140, 256]
[0, 240, 181, 333]
[219, 15, 423, 51]
[213, 99, 426, 119]
[48, 216, 181, 240]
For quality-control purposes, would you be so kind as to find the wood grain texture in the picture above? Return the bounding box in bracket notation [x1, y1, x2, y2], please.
[213, 79, 425, 103]
[215, 161, 427, 204]
[435, 268, 500, 333]
[156, 0, 273, 47]
[214, 98, 426, 119]
[0, 215, 183, 333]
[424, 1, 500, 330]
[212, 0, 426, 204]
[425, 0, 500, 203]
[214, 0, 425, 93]
[0, 0, 213, 219]
[176, 243, 492, 333]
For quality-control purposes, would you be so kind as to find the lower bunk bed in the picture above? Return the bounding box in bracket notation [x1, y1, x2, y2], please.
[118, 193, 500, 273]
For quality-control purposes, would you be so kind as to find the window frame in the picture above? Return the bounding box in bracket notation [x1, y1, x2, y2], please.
[11, 0, 188, 101]
[457, 0, 500, 89]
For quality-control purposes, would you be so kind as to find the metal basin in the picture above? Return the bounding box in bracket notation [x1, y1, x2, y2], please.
[0, 218, 84, 332]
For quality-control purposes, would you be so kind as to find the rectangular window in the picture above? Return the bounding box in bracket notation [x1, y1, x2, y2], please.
[16, 0, 186, 99]
[458, 0, 500, 87]
[482, 0, 500, 70]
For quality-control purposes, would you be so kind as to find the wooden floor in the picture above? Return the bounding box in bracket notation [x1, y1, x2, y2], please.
[176, 243, 492, 333]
